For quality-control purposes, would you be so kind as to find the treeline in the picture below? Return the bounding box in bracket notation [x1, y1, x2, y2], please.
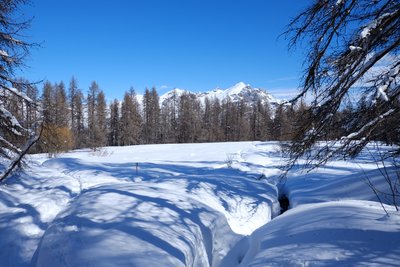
[11, 77, 395, 156]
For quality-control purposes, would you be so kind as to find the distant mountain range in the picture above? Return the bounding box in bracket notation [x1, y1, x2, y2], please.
[158, 82, 281, 108]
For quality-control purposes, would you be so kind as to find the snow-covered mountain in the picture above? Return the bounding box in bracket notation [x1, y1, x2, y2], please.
[159, 88, 188, 104]
[159, 82, 281, 108]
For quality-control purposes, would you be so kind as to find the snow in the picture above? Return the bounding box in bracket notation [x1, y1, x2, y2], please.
[0, 50, 9, 57]
[240, 200, 400, 266]
[341, 109, 395, 140]
[349, 45, 362, 51]
[376, 84, 389, 101]
[197, 82, 280, 106]
[0, 105, 24, 136]
[158, 82, 281, 108]
[361, 26, 372, 39]
[335, 0, 344, 5]
[0, 142, 399, 266]
[159, 88, 188, 104]
[360, 12, 394, 39]
[225, 82, 249, 95]
[3, 86, 34, 103]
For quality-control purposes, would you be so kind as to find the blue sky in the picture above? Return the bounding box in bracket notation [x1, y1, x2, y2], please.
[20, 0, 310, 100]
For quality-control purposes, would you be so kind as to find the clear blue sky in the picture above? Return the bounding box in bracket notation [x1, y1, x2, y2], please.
[19, 0, 310, 100]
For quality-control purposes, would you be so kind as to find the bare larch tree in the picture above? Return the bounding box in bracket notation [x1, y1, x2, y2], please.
[285, 0, 400, 169]
[0, 0, 40, 181]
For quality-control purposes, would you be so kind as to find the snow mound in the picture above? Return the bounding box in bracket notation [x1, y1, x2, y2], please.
[34, 183, 241, 266]
[239, 200, 400, 266]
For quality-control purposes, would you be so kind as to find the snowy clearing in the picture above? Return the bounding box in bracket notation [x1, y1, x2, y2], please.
[0, 141, 399, 266]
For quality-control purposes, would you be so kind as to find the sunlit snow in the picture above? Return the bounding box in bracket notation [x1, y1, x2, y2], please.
[0, 141, 399, 266]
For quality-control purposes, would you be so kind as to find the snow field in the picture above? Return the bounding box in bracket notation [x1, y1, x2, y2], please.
[1, 142, 280, 266]
[0, 141, 399, 266]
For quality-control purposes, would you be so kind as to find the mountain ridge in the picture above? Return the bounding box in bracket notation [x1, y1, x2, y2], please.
[158, 82, 281, 108]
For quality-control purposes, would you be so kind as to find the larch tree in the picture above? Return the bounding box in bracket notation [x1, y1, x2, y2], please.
[96, 90, 107, 148]
[209, 97, 223, 142]
[120, 88, 141, 145]
[285, 0, 400, 169]
[0, 0, 40, 181]
[160, 90, 179, 143]
[142, 87, 160, 144]
[150, 87, 161, 143]
[235, 99, 250, 141]
[202, 96, 213, 142]
[68, 77, 78, 137]
[221, 97, 236, 141]
[177, 92, 201, 143]
[40, 81, 73, 157]
[142, 88, 151, 144]
[250, 100, 272, 141]
[68, 77, 85, 148]
[108, 99, 120, 146]
[41, 81, 54, 125]
[54, 81, 69, 128]
[87, 81, 97, 148]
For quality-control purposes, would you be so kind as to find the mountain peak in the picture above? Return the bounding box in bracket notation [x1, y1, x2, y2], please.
[226, 82, 250, 94]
